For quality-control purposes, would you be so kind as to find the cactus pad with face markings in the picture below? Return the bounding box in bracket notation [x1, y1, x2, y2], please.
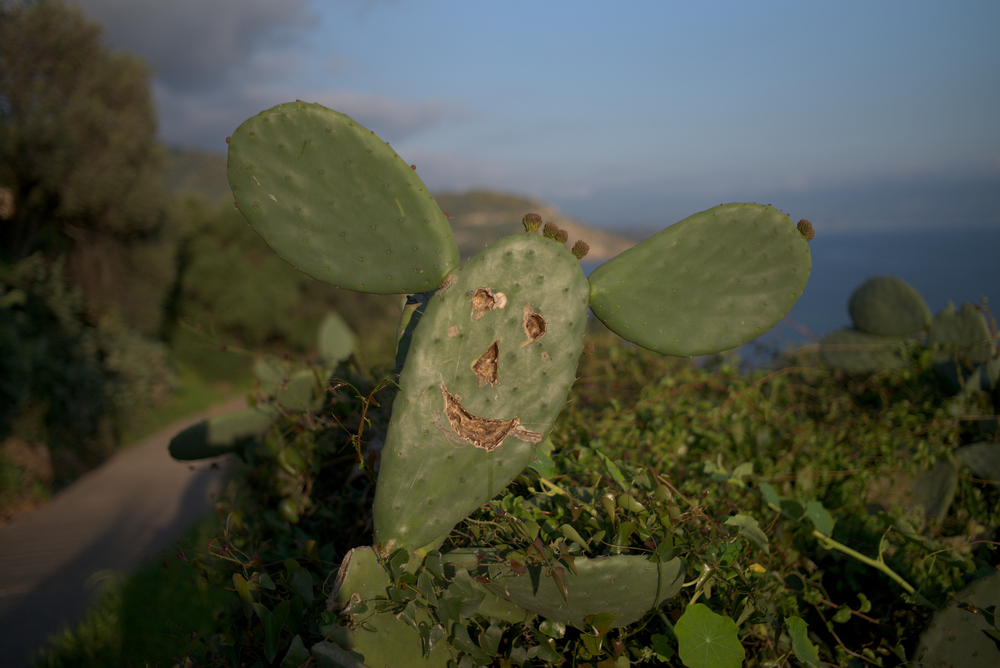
[373, 233, 589, 554]
[588, 203, 811, 355]
[227, 102, 460, 294]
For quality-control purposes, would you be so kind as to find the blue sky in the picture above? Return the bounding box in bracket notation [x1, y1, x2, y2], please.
[76, 0, 1000, 233]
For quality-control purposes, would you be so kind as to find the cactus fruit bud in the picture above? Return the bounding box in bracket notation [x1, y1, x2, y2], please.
[555, 228, 569, 244]
[797, 219, 815, 241]
[542, 221, 559, 239]
[571, 239, 590, 259]
[522, 213, 542, 233]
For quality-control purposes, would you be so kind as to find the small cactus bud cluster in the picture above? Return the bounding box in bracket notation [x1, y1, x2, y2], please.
[571, 239, 590, 260]
[542, 221, 560, 239]
[522, 213, 542, 233]
[797, 219, 815, 241]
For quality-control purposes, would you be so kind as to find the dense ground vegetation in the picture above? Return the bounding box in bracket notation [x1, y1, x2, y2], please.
[38, 324, 994, 667]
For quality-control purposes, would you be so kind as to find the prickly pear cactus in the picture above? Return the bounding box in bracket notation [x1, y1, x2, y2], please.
[588, 203, 811, 355]
[227, 102, 460, 294]
[820, 276, 926, 372]
[193, 100, 818, 666]
[481, 553, 684, 630]
[319, 547, 452, 667]
[374, 233, 590, 554]
[913, 569, 1000, 668]
[169, 405, 279, 461]
[848, 275, 931, 337]
[818, 328, 909, 373]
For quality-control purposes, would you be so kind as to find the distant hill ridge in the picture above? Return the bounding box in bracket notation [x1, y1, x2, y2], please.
[164, 148, 634, 262]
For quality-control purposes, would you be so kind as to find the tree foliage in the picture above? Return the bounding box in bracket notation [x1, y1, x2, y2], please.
[0, 0, 175, 333]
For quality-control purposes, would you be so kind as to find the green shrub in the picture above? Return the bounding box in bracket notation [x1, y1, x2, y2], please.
[170, 329, 998, 667]
[0, 254, 175, 488]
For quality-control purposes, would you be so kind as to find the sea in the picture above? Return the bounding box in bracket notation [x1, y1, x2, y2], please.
[584, 225, 1000, 364]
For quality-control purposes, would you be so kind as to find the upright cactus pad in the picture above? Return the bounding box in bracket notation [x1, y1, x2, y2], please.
[848, 276, 931, 336]
[227, 102, 460, 294]
[374, 233, 589, 554]
[317, 311, 357, 368]
[927, 301, 994, 365]
[588, 203, 811, 355]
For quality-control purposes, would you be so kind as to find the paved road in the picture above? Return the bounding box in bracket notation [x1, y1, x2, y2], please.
[0, 397, 246, 667]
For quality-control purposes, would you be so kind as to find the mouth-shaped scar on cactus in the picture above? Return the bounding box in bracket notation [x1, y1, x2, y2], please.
[438, 385, 542, 451]
[472, 340, 500, 387]
[471, 287, 507, 319]
[521, 305, 547, 347]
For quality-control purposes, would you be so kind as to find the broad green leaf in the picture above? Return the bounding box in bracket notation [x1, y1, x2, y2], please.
[724, 514, 770, 555]
[280, 634, 310, 668]
[479, 624, 503, 656]
[288, 567, 313, 605]
[758, 481, 781, 511]
[805, 500, 836, 536]
[253, 599, 290, 663]
[785, 616, 820, 667]
[539, 619, 566, 638]
[596, 450, 628, 489]
[675, 603, 745, 668]
[651, 633, 676, 661]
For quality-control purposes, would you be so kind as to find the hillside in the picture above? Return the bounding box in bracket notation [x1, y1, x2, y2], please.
[163, 148, 635, 262]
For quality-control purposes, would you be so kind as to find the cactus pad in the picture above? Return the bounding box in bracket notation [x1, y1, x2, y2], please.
[227, 102, 460, 294]
[169, 405, 278, 460]
[913, 569, 1000, 668]
[818, 328, 909, 372]
[928, 301, 995, 364]
[374, 233, 589, 554]
[588, 203, 810, 355]
[320, 547, 451, 667]
[484, 554, 684, 630]
[848, 276, 931, 336]
[317, 311, 357, 368]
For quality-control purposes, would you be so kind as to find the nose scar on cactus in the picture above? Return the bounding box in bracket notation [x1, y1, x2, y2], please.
[521, 305, 547, 347]
[438, 385, 542, 451]
[471, 287, 507, 319]
[472, 340, 500, 387]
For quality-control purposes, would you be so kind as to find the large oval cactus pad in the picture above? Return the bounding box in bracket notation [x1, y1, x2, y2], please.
[227, 102, 460, 294]
[588, 203, 811, 355]
[374, 234, 590, 554]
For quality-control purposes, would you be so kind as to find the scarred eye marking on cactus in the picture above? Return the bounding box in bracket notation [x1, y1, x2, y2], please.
[471, 287, 507, 320]
[521, 305, 547, 347]
[438, 385, 542, 451]
[446, 325, 459, 338]
[472, 340, 500, 387]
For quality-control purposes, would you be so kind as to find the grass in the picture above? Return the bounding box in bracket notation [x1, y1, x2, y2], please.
[120, 361, 255, 448]
[30, 513, 233, 668]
